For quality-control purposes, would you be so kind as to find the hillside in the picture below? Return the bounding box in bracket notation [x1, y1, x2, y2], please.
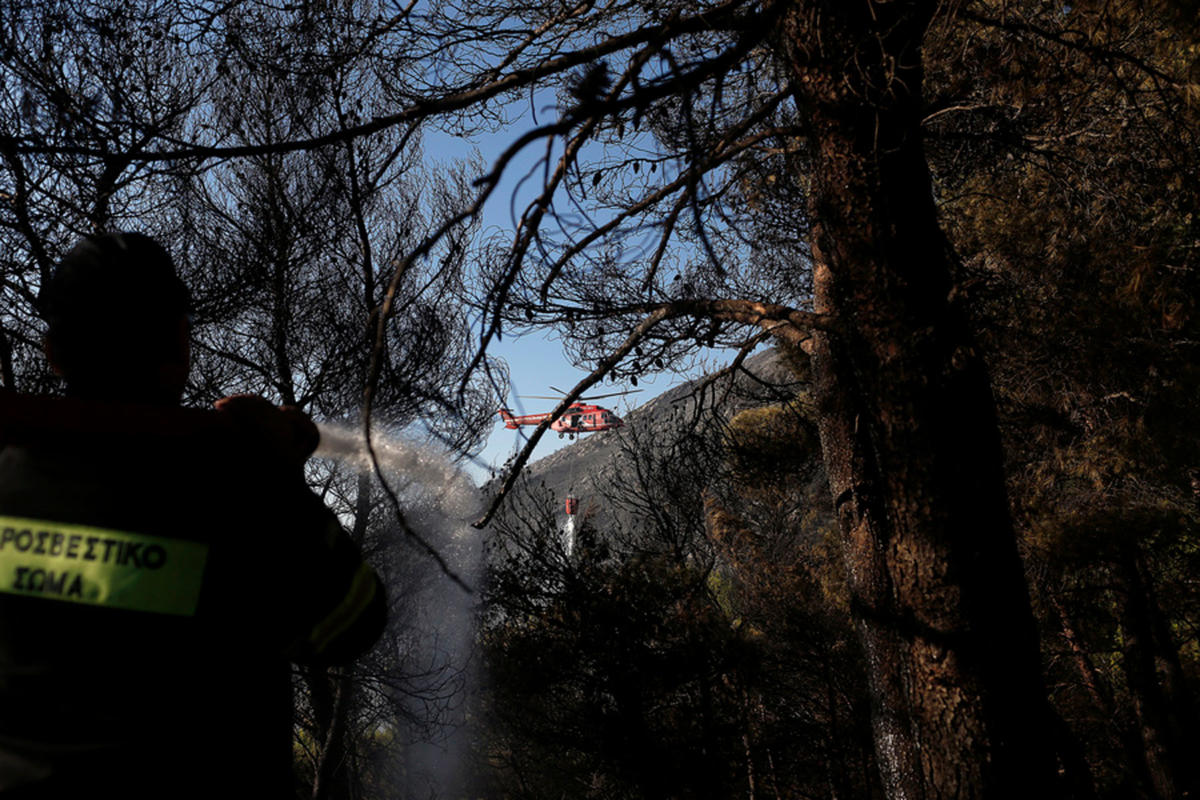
[509, 347, 808, 531]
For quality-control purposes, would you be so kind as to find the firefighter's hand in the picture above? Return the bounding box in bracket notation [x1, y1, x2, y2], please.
[214, 394, 320, 465]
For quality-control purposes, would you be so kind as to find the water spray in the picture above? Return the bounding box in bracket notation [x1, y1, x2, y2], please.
[314, 422, 481, 526]
[313, 421, 483, 799]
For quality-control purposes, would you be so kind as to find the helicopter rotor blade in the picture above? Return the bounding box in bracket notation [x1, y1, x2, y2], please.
[577, 389, 644, 401]
[523, 386, 644, 403]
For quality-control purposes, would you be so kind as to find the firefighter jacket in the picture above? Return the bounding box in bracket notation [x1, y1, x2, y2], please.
[0, 415, 386, 799]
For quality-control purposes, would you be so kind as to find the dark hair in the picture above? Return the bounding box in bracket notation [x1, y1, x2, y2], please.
[42, 232, 191, 383]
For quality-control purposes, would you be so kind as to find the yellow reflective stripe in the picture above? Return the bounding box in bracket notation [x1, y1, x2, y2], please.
[0, 515, 208, 616]
[309, 563, 377, 655]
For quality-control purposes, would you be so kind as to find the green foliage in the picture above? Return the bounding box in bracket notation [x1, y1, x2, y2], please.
[483, 540, 754, 799]
[724, 402, 817, 483]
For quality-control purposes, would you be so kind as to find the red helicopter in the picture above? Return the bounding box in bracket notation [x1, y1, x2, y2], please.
[497, 388, 639, 439]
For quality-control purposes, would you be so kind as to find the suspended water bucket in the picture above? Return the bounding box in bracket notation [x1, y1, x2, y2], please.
[565, 496, 579, 515]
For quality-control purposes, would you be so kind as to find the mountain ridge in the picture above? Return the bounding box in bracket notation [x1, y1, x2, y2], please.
[515, 347, 804, 518]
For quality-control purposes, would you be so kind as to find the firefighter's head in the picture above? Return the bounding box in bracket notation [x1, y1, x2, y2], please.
[42, 232, 192, 404]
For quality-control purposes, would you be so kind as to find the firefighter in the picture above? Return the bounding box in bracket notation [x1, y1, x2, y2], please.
[0, 233, 386, 798]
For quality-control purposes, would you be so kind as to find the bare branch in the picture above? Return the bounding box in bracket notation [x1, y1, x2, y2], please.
[473, 306, 671, 528]
[4, 0, 760, 164]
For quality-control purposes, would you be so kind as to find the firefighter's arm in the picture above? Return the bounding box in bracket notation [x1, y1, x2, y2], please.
[213, 394, 319, 467]
[214, 395, 387, 664]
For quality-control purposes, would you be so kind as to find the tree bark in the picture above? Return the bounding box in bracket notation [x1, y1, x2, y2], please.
[777, 2, 1063, 797]
[309, 475, 372, 800]
[1144, 568, 1200, 798]
[307, 668, 353, 800]
[0, 326, 14, 390]
[1116, 546, 1200, 800]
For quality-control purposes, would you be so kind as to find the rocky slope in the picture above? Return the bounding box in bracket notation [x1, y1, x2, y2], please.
[511, 347, 806, 529]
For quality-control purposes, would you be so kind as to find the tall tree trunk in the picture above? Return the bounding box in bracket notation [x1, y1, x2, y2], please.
[1116, 545, 1199, 800]
[0, 326, 13, 390]
[1047, 587, 1115, 718]
[1144, 568, 1200, 798]
[778, 2, 1064, 796]
[308, 668, 354, 800]
[309, 474, 373, 800]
